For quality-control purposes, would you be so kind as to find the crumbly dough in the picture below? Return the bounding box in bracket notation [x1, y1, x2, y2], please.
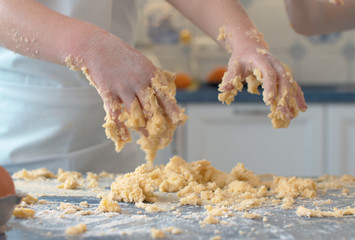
[79, 201, 89, 208]
[203, 215, 220, 224]
[163, 227, 182, 235]
[12, 168, 55, 180]
[108, 156, 318, 214]
[245, 29, 265, 43]
[57, 177, 81, 190]
[242, 212, 262, 219]
[135, 202, 163, 213]
[151, 228, 165, 239]
[296, 206, 355, 217]
[65, 223, 87, 235]
[216, 28, 306, 129]
[99, 171, 114, 178]
[57, 168, 82, 183]
[13, 208, 36, 219]
[21, 194, 38, 205]
[87, 179, 99, 188]
[210, 236, 222, 240]
[58, 203, 81, 214]
[218, 66, 305, 129]
[217, 26, 232, 53]
[66, 56, 188, 163]
[205, 205, 229, 217]
[98, 197, 121, 213]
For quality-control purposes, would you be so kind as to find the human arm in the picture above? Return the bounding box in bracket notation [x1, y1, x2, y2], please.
[0, 0, 187, 160]
[166, 0, 307, 128]
[283, 0, 355, 35]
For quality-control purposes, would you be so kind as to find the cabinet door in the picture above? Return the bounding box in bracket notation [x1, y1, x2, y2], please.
[327, 104, 355, 175]
[185, 103, 325, 177]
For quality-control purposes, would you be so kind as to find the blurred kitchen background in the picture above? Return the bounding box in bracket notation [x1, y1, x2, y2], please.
[134, 0, 355, 177]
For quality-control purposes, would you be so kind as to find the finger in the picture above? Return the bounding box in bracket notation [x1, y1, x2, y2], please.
[102, 99, 131, 152]
[252, 63, 277, 105]
[218, 60, 244, 105]
[149, 69, 188, 126]
[293, 80, 308, 112]
[120, 97, 146, 130]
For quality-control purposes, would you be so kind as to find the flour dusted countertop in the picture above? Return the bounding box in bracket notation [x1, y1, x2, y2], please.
[5, 173, 355, 240]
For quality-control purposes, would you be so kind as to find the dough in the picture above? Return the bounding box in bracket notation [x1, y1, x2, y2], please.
[79, 201, 89, 208]
[163, 227, 182, 235]
[66, 55, 188, 163]
[58, 203, 81, 214]
[21, 194, 38, 205]
[217, 26, 232, 53]
[57, 169, 82, 183]
[98, 196, 121, 213]
[108, 156, 318, 212]
[151, 228, 165, 239]
[57, 177, 80, 190]
[210, 236, 222, 240]
[65, 223, 87, 235]
[296, 206, 355, 217]
[242, 212, 262, 219]
[216, 25, 306, 129]
[218, 68, 305, 129]
[13, 208, 35, 219]
[12, 168, 55, 180]
[203, 215, 220, 224]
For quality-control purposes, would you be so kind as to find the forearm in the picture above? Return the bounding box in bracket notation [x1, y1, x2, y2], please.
[166, 0, 267, 51]
[283, 0, 355, 35]
[0, 0, 106, 66]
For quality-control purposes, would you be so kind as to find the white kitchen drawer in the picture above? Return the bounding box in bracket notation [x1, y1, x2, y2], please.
[184, 103, 325, 177]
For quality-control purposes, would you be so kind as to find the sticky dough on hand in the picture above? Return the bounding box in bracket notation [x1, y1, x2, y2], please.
[102, 70, 188, 163]
[218, 67, 305, 129]
[66, 56, 188, 164]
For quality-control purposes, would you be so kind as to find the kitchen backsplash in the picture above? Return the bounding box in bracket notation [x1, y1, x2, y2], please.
[135, 0, 355, 85]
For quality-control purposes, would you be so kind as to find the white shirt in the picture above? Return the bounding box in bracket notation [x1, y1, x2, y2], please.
[0, 0, 144, 173]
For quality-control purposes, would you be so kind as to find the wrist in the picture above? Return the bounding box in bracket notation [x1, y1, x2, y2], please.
[61, 24, 110, 68]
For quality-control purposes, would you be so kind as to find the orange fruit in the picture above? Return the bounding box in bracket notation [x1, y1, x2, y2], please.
[0, 166, 15, 197]
[174, 72, 192, 89]
[207, 66, 227, 84]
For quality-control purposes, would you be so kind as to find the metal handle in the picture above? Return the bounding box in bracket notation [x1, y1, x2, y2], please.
[232, 108, 269, 116]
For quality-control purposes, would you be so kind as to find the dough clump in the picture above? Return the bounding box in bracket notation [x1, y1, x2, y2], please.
[65, 223, 87, 235]
[108, 156, 317, 211]
[13, 208, 36, 219]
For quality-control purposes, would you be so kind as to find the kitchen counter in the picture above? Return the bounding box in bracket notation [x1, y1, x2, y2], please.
[176, 84, 355, 103]
[3, 177, 355, 240]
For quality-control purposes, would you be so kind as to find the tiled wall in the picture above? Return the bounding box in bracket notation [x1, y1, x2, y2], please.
[136, 0, 355, 85]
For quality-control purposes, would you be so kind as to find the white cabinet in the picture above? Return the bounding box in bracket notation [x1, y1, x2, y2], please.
[183, 103, 325, 177]
[326, 104, 355, 175]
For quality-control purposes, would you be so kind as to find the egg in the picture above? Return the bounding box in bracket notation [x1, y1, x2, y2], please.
[0, 166, 15, 197]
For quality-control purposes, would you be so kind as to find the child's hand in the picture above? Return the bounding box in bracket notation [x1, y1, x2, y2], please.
[70, 32, 187, 158]
[217, 27, 307, 128]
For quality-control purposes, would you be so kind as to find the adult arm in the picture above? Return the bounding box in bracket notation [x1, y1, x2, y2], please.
[166, 0, 307, 128]
[283, 0, 355, 35]
[0, 0, 186, 154]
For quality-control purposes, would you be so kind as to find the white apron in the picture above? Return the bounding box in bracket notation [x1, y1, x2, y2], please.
[0, 0, 143, 173]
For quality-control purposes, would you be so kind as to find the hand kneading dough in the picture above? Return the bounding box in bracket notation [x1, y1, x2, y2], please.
[100, 69, 188, 163]
[218, 68, 305, 129]
[66, 55, 187, 163]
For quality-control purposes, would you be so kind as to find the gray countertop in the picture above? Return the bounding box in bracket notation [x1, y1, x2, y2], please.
[3, 178, 355, 240]
[176, 84, 355, 103]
